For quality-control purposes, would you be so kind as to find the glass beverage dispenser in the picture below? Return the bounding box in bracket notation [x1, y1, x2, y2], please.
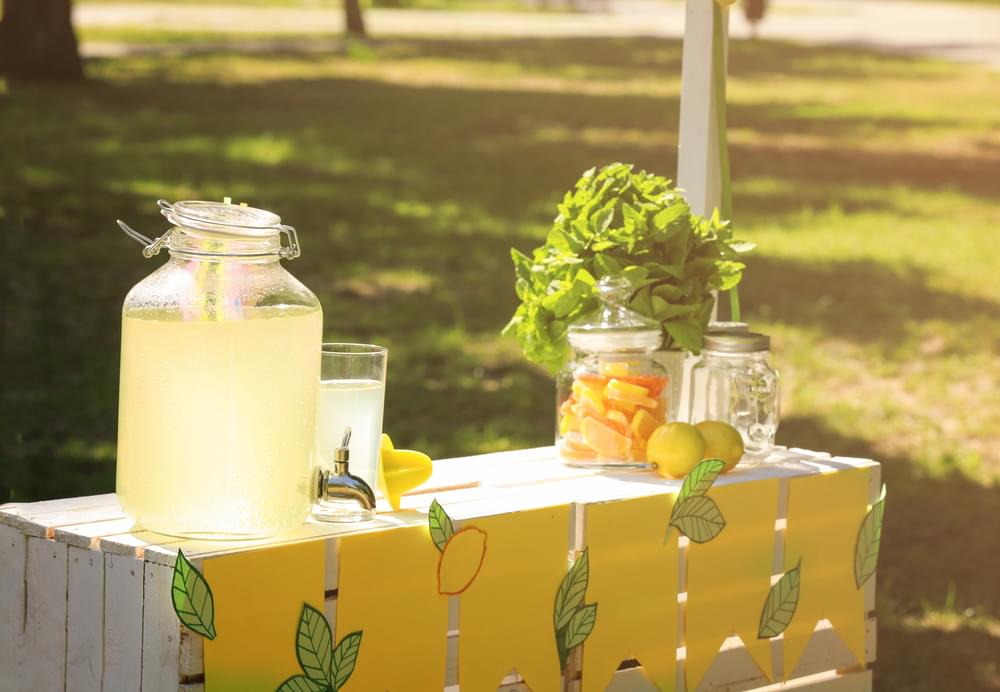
[116, 200, 322, 539]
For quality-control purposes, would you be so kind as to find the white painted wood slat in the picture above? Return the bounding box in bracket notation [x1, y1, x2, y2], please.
[0, 525, 27, 692]
[66, 546, 104, 692]
[102, 553, 143, 692]
[18, 538, 68, 692]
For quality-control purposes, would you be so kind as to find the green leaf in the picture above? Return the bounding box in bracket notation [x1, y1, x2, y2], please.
[854, 485, 887, 589]
[331, 630, 363, 691]
[503, 163, 742, 371]
[553, 548, 589, 631]
[562, 603, 598, 652]
[296, 604, 334, 686]
[758, 560, 802, 639]
[671, 459, 727, 521]
[729, 240, 756, 253]
[663, 319, 703, 352]
[428, 498, 455, 552]
[591, 205, 615, 235]
[653, 205, 685, 231]
[171, 549, 216, 640]
[276, 675, 327, 692]
[669, 496, 726, 543]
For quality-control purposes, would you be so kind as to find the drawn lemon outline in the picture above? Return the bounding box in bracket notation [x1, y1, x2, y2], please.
[437, 527, 487, 595]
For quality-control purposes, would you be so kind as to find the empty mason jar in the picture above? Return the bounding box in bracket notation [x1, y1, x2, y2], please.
[689, 332, 780, 458]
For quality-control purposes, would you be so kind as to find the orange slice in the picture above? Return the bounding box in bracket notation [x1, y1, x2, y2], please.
[605, 379, 657, 409]
[605, 410, 630, 436]
[630, 408, 659, 440]
[581, 416, 632, 459]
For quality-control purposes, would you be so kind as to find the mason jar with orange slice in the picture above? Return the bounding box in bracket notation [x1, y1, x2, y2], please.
[556, 276, 670, 467]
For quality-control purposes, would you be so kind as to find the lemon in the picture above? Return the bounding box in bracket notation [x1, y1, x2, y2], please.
[648, 422, 705, 479]
[695, 421, 744, 472]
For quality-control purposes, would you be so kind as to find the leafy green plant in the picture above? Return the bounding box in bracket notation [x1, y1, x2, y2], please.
[278, 604, 363, 692]
[553, 547, 598, 671]
[503, 162, 752, 373]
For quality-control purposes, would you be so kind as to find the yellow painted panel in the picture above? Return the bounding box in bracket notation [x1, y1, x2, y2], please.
[204, 541, 326, 691]
[685, 480, 779, 690]
[783, 468, 870, 678]
[582, 494, 679, 692]
[459, 505, 571, 692]
[336, 524, 449, 690]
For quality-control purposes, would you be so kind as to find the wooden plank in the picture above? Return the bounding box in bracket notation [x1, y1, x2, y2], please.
[102, 553, 143, 692]
[18, 538, 68, 692]
[142, 561, 182, 691]
[2, 499, 125, 539]
[178, 627, 204, 683]
[608, 666, 871, 692]
[677, 0, 726, 218]
[0, 494, 119, 524]
[54, 518, 138, 550]
[66, 546, 104, 692]
[0, 525, 27, 692]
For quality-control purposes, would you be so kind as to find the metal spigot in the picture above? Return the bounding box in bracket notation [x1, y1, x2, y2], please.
[316, 428, 376, 517]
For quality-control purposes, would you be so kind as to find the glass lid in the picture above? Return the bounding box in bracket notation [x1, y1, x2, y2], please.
[163, 200, 284, 238]
[568, 275, 663, 353]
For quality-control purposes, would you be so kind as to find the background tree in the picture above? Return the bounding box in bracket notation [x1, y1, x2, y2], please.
[0, 0, 85, 81]
[345, 0, 366, 37]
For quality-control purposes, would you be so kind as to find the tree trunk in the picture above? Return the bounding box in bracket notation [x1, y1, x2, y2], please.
[344, 0, 366, 37]
[0, 0, 85, 82]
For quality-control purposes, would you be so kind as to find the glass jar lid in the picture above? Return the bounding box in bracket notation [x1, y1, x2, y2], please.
[164, 200, 284, 238]
[703, 331, 770, 354]
[118, 198, 301, 259]
[568, 275, 663, 353]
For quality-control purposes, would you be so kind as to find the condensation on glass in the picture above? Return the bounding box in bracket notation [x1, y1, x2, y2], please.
[116, 200, 322, 539]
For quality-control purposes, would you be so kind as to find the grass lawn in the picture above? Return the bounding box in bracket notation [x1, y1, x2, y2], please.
[1, 33, 998, 690]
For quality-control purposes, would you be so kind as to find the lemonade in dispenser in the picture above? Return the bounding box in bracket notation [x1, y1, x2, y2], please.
[116, 200, 322, 538]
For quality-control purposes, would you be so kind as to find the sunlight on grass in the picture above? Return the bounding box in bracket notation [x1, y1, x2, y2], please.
[3, 35, 999, 690]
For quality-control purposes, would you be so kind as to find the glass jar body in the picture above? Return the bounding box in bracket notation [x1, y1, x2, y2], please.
[116, 246, 323, 539]
[689, 351, 780, 458]
[556, 351, 671, 468]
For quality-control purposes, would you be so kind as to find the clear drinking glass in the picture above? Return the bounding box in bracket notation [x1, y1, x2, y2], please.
[314, 344, 387, 492]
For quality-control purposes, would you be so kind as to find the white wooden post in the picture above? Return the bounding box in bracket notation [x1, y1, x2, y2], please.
[677, 0, 728, 220]
[676, 0, 729, 421]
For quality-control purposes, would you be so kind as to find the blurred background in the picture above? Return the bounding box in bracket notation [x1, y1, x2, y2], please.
[0, 0, 997, 689]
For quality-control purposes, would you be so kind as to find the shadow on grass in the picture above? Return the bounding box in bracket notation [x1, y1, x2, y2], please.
[740, 254, 1000, 348]
[778, 416, 1000, 691]
[0, 40, 995, 491]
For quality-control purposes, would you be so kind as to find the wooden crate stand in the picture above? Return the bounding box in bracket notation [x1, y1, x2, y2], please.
[1, 446, 879, 692]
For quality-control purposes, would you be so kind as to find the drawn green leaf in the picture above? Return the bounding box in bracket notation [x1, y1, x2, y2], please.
[276, 675, 327, 692]
[562, 603, 598, 652]
[854, 484, 887, 589]
[331, 630, 363, 691]
[669, 496, 726, 543]
[296, 604, 334, 685]
[758, 560, 801, 639]
[671, 458, 727, 520]
[553, 548, 589, 631]
[171, 549, 216, 640]
[428, 498, 455, 552]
